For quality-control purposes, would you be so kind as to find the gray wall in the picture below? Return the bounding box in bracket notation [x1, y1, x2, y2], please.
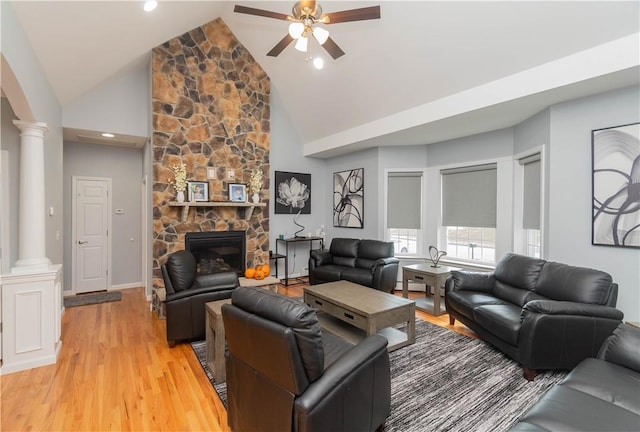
[1, 2, 64, 269]
[548, 85, 640, 321]
[426, 128, 514, 167]
[63, 141, 143, 291]
[270, 87, 326, 277]
[0, 98, 20, 269]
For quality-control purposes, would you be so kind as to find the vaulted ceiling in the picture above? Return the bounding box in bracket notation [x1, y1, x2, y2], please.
[10, 1, 640, 157]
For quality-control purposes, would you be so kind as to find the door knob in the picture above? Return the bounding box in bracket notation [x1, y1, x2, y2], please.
[78, 240, 88, 244]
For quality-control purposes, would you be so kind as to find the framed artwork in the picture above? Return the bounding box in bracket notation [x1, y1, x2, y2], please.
[187, 181, 208, 202]
[275, 171, 311, 214]
[592, 122, 640, 248]
[333, 168, 364, 228]
[229, 183, 247, 202]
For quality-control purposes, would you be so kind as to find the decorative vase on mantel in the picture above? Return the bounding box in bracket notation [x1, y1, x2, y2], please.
[176, 190, 185, 203]
[252, 192, 260, 204]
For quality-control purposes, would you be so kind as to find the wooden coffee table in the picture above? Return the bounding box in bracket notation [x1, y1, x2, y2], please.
[304, 281, 416, 351]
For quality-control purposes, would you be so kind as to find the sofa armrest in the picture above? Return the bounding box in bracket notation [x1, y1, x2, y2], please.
[519, 301, 623, 370]
[597, 323, 640, 372]
[194, 271, 239, 290]
[310, 250, 332, 267]
[372, 257, 399, 272]
[523, 300, 624, 320]
[294, 335, 390, 431]
[166, 284, 234, 302]
[445, 271, 495, 294]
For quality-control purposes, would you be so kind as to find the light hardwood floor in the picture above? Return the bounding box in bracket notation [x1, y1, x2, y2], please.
[0, 281, 474, 431]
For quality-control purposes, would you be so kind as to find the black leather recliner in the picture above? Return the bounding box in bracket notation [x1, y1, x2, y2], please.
[222, 286, 391, 432]
[161, 250, 239, 347]
[309, 238, 399, 293]
[445, 253, 624, 380]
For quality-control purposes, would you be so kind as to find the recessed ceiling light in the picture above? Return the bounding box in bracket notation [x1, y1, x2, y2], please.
[313, 57, 324, 70]
[101, 133, 115, 138]
[144, 1, 158, 12]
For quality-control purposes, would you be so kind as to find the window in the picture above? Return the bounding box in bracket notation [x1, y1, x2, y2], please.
[386, 171, 422, 255]
[441, 164, 497, 263]
[520, 153, 541, 258]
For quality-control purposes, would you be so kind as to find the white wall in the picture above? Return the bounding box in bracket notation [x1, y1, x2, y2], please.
[548, 85, 640, 321]
[0, 98, 20, 268]
[63, 141, 143, 291]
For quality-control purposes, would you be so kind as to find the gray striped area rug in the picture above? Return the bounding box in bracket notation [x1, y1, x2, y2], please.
[192, 320, 566, 431]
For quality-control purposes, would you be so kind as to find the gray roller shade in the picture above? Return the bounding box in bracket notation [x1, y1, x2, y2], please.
[520, 154, 541, 229]
[387, 172, 422, 229]
[441, 164, 497, 228]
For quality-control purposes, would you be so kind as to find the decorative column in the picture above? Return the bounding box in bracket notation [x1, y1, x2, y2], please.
[11, 120, 51, 274]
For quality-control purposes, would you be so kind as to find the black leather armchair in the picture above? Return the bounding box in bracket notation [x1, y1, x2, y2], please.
[309, 238, 399, 293]
[222, 286, 391, 432]
[161, 250, 239, 347]
[445, 253, 624, 380]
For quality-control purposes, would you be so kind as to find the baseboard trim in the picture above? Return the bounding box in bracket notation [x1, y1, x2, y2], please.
[111, 282, 141, 290]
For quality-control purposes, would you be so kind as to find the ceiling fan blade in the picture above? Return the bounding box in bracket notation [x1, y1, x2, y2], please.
[267, 34, 294, 57]
[322, 37, 345, 59]
[322, 6, 380, 24]
[234, 5, 290, 21]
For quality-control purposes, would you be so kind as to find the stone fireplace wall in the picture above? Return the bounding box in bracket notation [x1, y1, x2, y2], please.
[152, 18, 270, 290]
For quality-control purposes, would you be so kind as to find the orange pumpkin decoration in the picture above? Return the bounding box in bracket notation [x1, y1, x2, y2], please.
[244, 267, 256, 278]
[261, 265, 270, 275]
[254, 269, 266, 280]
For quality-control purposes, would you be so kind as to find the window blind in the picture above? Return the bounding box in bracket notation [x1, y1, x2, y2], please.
[520, 154, 541, 230]
[387, 172, 422, 229]
[441, 164, 497, 228]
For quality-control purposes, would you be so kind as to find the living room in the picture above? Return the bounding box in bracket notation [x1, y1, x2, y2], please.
[1, 1, 639, 430]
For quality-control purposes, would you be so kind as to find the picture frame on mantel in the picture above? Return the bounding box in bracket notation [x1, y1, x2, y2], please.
[187, 181, 208, 202]
[592, 121, 640, 248]
[229, 183, 247, 202]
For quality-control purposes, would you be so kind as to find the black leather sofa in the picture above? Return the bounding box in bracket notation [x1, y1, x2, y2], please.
[222, 286, 391, 432]
[161, 250, 239, 346]
[511, 322, 640, 431]
[445, 253, 623, 380]
[309, 238, 399, 293]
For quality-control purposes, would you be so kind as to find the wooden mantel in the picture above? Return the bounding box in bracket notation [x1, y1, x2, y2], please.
[168, 201, 266, 222]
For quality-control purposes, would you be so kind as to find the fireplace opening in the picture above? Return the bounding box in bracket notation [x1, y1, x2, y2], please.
[185, 231, 246, 276]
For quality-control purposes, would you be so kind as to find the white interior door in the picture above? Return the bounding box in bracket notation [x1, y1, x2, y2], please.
[73, 177, 111, 294]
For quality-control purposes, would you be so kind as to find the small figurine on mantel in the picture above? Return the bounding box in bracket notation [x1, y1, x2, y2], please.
[248, 168, 263, 204]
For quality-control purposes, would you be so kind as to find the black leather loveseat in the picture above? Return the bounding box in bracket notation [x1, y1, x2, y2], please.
[445, 253, 623, 380]
[512, 322, 640, 431]
[309, 238, 399, 293]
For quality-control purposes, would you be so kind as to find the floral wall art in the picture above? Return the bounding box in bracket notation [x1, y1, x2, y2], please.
[333, 168, 364, 228]
[592, 122, 640, 248]
[275, 171, 311, 214]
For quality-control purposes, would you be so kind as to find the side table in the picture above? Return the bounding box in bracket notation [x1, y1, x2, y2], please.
[239, 276, 280, 292]
[402, 264, 458, 316]
[205, 298, 232, 384]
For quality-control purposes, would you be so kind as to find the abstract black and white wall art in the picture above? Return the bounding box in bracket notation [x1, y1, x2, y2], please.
[275, 171, 311, 214]
[592, 122, 640, 248]
[333, 168, 364, 228]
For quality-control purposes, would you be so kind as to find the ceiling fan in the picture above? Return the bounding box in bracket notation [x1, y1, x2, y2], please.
[234, 1, 381, 60]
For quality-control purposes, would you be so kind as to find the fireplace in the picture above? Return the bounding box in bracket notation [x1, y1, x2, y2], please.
[185, 231, 246, 276]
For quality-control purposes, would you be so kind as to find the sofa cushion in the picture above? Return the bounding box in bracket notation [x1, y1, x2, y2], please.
[494, 253, 545, 291]
[562, 358, 640, 416]
[341, 267, 374, 287]
[513, 383, 640, 432]
[330, 238, 359, 257]
[165, 250, 196, 292]
[312, 265, 347, 283]
[473, 303, 522, 346]
[535, 262, 613, 305]
[598, 323, 640, 372]
[446, 290, 509, 321]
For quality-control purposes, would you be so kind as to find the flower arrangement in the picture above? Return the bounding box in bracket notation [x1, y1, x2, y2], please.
[169, 163, 187, 192]
[248, 168, 263, 195]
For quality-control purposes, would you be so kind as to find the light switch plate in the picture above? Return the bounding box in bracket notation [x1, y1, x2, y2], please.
[227, 169, 235, 180]
[207, 167, 216, 179]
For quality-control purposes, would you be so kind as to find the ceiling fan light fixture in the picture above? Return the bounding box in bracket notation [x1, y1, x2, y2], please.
[143, 0, 157, 12]
[295, 35, 308, 52]
[312, 26, 329, 45]
[313, 57, 324, 70]
[288, 22, 305, 39]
